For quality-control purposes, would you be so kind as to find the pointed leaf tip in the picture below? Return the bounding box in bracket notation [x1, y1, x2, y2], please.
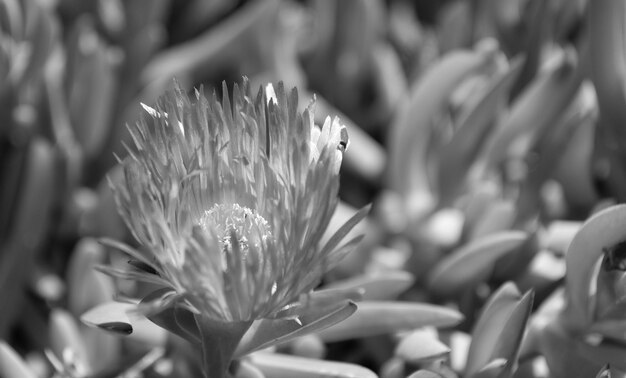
[81, 301, 135, 335]
[98, 322, 133, 335]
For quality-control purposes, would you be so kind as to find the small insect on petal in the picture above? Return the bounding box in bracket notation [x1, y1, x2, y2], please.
[338, 124, 349, 152]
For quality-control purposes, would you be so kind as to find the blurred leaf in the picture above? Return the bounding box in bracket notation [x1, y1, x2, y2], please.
[486, 291, 534, 378]
[66, 238, 113, 316]
[589, 319, 626, 343]
[564, 204, 626, 331]
[537, 320, 601, 378]
[49, 309, 92, 375]
[170, 0, 238, 41]
[437, 1, 473, 52]
[407, 370, 445, 378]
[0, 0, 23, 40]
[437, 56, 524, 204]
[20, 0, 57, 86]
[388, 40, 499, 216]
[316, 301, 463, 342]
[468, 199, 517, 240]
[142, 0, 279, 86]
[596, 364, 611, 378]
[588, 0, 626, 201]
[588, 0, 626, 131]
[235, 301, 357, 358]
[544, 221, 582, 256]
[234, 359, 266, 378]
[66, 15, 117, 160]
[554, 106, 598, 209]
[515, 84, 598, 222]
[471, 358, 508, 378]
[322, 271, 414, 300]
[0, 138, 56, 337]
[395, 328, 450, 364]
[428, 231, 528, 298]
[248, 352, 378, 378]
[304, 0, 386, 125]
[370, 42, 409, 125]
[0, 340, 37, 378]
[466, 282, 521, 376]
[509, 0, 550, 98]
[576, 339, 626, 372]
[521, 287, 565, 360]
[481, 47, 582, 173]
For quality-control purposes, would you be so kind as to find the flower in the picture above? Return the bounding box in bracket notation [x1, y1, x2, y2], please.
[110, 78, 359, 323]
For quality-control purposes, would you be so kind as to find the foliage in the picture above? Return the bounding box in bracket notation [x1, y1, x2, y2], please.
[1, 0, 626, 378]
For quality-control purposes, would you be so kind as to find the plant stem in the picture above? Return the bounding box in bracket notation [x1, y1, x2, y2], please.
[195, 316, 253, 378]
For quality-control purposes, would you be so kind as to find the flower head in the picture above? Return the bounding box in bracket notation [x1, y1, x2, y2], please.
[111, 79, 356, 322]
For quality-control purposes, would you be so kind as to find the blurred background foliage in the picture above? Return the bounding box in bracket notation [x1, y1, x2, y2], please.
[3, 0, 626, 377]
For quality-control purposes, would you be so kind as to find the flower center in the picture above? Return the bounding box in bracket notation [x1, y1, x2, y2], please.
[199, 203, 273, 267]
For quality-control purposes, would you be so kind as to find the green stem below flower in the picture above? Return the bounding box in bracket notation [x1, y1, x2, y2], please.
[195, 315, 253, 378]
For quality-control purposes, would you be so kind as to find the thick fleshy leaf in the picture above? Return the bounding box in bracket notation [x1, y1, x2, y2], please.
[140, 289, 201, 346]
[67, 239, 116, 317]
[437, 56, 524, 204]
[544, 221, 582, 256]
[80, 300, 165, 346]
[449, 331, 472, 372]
[81, 301, 136, 335]
[589, 319, 626, 343]
[428, 231, 528, 298]
[576, 339, 626, 371]
[0, 139, 56, 335]
[487, 291, 534, 378]
[468, 199, 517, 240]
[316, 301, 463, 342]
[248, 352, 378, 378]
[407, 370, 446, 378]
[564, 204, 626, 331]
[588, 0, 626, 201]
[481, 47, 582, 172]
[233, 359, 266, 378]
[66, 16, 117, 159]
[322, 271, 414, 300]
[0, 341, 37, 378]
[142, 0, 279, 85]
[235, 301, 357, 357]
[514, 85, 598, 223]
[521, 287, 566, 360]
[596, 364, 611, 378]
[470, 359, 508, 378]
[395, 328, 450, 364]
[388, 39, 498, 213]
[588, 0, 626, 123]
[49, 309, 92, 375]
[271, 288, 362, 320]
[538, 320, 601, 378]
[320, 204, 371, 258]
[466, 282, 521, 376]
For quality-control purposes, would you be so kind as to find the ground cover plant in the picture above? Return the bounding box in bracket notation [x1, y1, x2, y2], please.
[1, 0, 626, 377]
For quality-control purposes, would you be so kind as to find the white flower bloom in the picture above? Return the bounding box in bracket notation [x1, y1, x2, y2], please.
[111, 79, 359, 322]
